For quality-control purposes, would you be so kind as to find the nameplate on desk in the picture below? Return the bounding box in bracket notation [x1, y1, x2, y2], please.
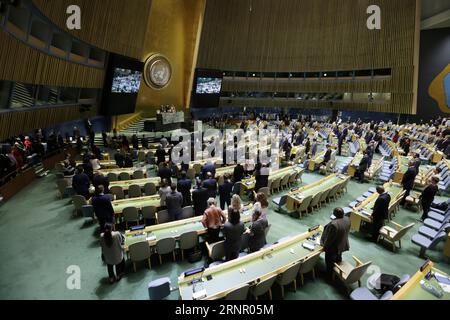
[361, 210, 372, 216]
[302, 243, 315, 251]
[130, 225, 145, 231]
[146, 235, 156, 241]
[192, 289, 207, 300]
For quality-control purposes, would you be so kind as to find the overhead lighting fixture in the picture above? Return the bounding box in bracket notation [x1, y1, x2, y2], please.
[324, 73, 327, 77]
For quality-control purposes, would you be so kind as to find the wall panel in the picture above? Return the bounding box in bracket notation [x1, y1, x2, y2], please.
[198, 0, 420, 114]
[0, 30, 105, 87]
[0, 105, 97, 140]
[33, 0, 152, 60]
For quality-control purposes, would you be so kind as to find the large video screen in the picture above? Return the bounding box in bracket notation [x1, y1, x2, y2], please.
[111, 68, 142, 93]
[101, 53, 144, 116]
[196, 77, 223, 94]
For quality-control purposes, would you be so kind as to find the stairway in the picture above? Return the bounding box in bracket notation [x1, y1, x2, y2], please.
[10, 83, 35, 107]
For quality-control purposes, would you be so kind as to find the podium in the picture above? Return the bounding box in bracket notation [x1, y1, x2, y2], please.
[155, 112, 184, 131]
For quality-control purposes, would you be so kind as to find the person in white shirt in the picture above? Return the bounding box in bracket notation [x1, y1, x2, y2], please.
[90, 157, 101, 171]
[158, 179, 172, 207]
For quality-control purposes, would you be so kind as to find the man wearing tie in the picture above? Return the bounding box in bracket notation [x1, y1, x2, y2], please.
[371, 186, 391, 242]
[400, 161, 417, 206]
[320, 208, 350, 278]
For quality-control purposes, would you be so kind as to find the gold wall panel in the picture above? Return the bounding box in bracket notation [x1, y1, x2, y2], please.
[135, 0, 206, 117]
[198, 0, 420, 114]
[33, 0, 152, 60]
[0, 30, 105, 88]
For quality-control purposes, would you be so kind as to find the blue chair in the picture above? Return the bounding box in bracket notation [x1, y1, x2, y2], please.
[427, 209, 450, 223]
[272, 195, 288, 212]
[148, 278, 171, 300]
[419, 223, 450, 239]
[350, 288, 393, 300]
[411, 231, 447, 257]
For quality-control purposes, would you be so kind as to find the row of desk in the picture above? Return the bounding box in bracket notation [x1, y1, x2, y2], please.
[286, 174, 350, 212]
[123, 204, 254, 252]
[349, 182, 404, 232]
[178, 227, 324, 300]
[239, 165, 303, 196]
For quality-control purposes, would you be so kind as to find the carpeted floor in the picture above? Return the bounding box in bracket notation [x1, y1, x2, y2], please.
[0, 158, 449, 300]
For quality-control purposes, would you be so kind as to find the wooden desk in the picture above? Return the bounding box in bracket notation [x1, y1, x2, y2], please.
[444, 233, 450, 258]
[96, 167, 147, 177]
[347, 153, 363, 177]
[286, 174, 349, 212]
[308, 151, 326, 171]
[109, 177, 161, 191]
[392, 261, 450, 300]
[215, 165, 236, 178]
[75, 160, 117, 169]
[124, 204, 254, 251]
[349, 182, 404, 232]
[112, 195, 160, 215]
[178, 227, 323, 300]
[239, 165, 303, 196]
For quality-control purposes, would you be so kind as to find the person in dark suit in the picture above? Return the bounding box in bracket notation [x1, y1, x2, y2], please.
[202, 161, 216, 179]
[114, 151, 125, 168]
[320, 208, 350, 277]
[165, 184, 184, 221]
[371, 186, 391, 241]
[158, 162, 172, 184]
[72, 166, 90, 199]
[219, 173, 233, 210]
[357, 151, 370, 183]
[93, 172, 110, 194]
[233, 163, 245, 183]
[131, 134, 139, 150]
[102, 132, 108, 148]
[400, 162, 417, 206]
[141, 135, 148, 149]
[310, 139, 318, 158]
[91, 185, 114, 233]
[366, 142, 375, 168]
[246, 203, 269, 253]
[321, 145, 332, 166]
[122, 154, 132, 168]
[156, 145, 166, 165]
[337, 132, 345, 156]
[82, 160, 94, 182]
[177, 171, 192, 207]
[223, 208, 245, 261]
[420, 176, 440, 221]
[304, 138, 311, 156]
[413, 153, 421, 173]
[254, 164, 269, 193]
[203, 172, 218, 199]
[192, 179, 209, 216]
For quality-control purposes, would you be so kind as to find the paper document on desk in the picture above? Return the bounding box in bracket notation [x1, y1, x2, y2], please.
[361, 210, 372, 216]
[435, 273, 450, 293]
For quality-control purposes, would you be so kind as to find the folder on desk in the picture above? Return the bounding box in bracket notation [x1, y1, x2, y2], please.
[361, 210, 372, 216]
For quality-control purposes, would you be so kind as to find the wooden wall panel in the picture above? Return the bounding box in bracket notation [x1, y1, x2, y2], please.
[0, 30, 105, 87]
[0, 105, 97, 140]
[198, 0, 420, 114]
[33, 0, 152, 59]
